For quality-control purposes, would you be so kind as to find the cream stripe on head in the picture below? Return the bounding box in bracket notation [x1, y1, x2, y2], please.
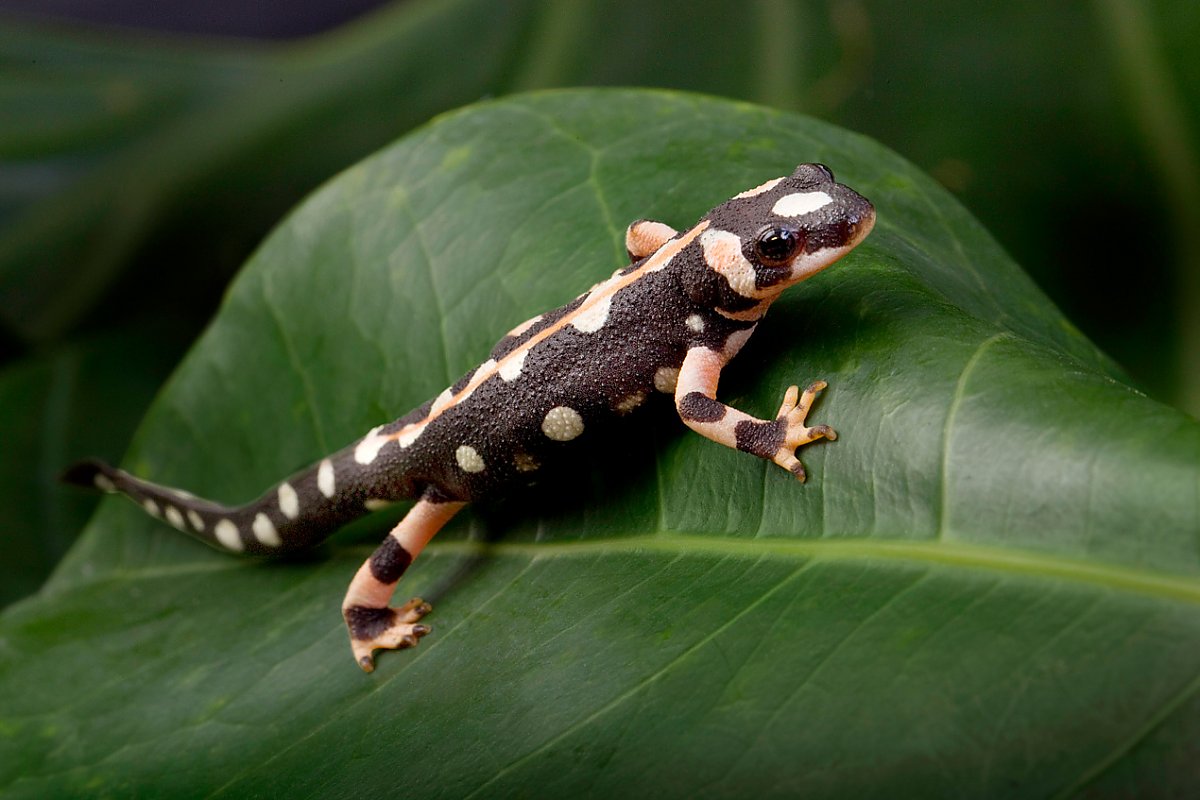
[701, 229, 772, 299]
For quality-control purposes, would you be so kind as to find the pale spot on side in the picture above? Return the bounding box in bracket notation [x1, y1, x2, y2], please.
[364, 498, 395, 511]
[571, 292, 612, 333]
[187, 509, 205, 532]
[733, 176, 784, 199]
[143, 498, 160, 517]
[355, 425, 389, 465]
[615, 391, 647, 414]
[685, 314, 705, 333]
[542, 406, 584, 441]
[514, 453, 539, 472]
[252, 512, 281, 547]
[499, 348, 528, 382]
[278, 482, 300, 520]
[654, 366, 680, 393]
[772, 191, 833, 217]
[94, 473, 116, 493]
[214, 519, 243, 552]
[164, 505, 186, 531]
[456, 445, 485, 473]
[318, 459, 336, 498]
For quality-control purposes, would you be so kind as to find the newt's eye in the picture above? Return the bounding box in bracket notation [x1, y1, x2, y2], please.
[754, 227, 804, 266]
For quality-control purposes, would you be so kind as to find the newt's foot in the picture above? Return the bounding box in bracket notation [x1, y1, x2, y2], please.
[344, 597, 433, 672]
[772, 381, 836, 481]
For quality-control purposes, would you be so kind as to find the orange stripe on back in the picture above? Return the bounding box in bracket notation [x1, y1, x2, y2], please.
[385, 220, 711, 443]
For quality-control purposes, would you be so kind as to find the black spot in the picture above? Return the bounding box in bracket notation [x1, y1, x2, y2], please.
[369, 536, 413, 584]
[678, 392, 726, 423]
[734, 418, 785, 459]
[344, 606, 396, 640]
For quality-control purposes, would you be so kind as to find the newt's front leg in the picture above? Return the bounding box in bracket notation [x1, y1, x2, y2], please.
[342, 491, 465, 671]
[674, 346, 836, 482]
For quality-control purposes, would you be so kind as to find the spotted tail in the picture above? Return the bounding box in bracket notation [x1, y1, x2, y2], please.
[62, 447, 402, 555]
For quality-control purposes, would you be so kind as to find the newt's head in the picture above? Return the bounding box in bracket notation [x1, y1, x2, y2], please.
[693, 164, 875, 317]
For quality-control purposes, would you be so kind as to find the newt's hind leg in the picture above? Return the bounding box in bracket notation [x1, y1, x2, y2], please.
[342, 491, 465, 672]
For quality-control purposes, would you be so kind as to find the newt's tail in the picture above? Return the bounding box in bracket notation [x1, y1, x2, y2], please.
[62, 449, 396, 555]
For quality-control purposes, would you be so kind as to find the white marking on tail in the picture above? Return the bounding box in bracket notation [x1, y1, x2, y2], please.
[215, 519, 243, 552]
[164, 505, 186, 531]
[278, 482, 300, 520]
[187, 509, 205, 532]
[318, 459, 336, 498]
[252, 513, 281, 547]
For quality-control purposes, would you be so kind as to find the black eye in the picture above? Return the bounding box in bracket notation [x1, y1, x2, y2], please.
[754, 227, 803, 266]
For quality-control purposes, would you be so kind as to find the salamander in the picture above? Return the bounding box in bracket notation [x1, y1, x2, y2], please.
[64, 163, 876, 671]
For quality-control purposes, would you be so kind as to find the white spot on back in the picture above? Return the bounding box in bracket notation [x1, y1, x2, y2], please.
[431, 388, 454, 414]
[143, 498, 160, 517]
[354, 426, 389, 465]
[772, 190, 833, 217]
[94, 473, 116, 493]
[499, 348, 528, 382]
[252, 513, 281, 547]
[214, 519, 243, 552]
[364, 498, 394, 511]
[733, 176, 783, 199]
[398, 424, 424, 448]
[278, 482, 300, 520]
[685, 314, 705, 333]
[571, 293, 612, 333]
[542, 406, 584, 441]
[318, 459, 336, 498]
[455, 445, 485, 473]
[654, 366, 680, 393]
[187, 509, 205, 532]
[164, 505, 186, 531]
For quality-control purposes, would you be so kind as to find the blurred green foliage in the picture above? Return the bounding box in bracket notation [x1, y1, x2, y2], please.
[1, 0, 1197, 604]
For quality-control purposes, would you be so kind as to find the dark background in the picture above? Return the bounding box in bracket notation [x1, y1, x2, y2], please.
[2, 0, 1197, 604]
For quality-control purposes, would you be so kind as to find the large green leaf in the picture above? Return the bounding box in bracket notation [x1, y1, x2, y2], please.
[3, 91, 1198, 797]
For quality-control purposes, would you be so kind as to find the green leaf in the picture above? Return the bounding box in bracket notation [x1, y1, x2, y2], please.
[0, 324, 187, 607]
[3, 90, 1198, 797]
